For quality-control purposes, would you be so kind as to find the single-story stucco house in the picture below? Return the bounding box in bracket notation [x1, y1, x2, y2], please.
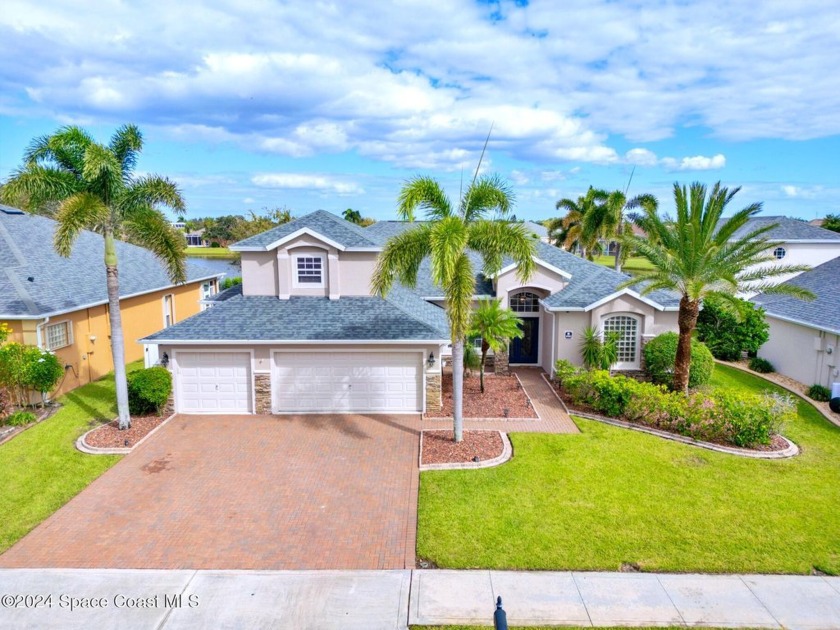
[752, 256, 840, 391]
[141, 210, 680, 416]
[0, 204, 222, 397]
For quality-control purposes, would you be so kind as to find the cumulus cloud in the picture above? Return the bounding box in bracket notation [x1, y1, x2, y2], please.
[251, 173, 364, 195]
[661, 154, 726, 171]
[625, 148, 659, 167]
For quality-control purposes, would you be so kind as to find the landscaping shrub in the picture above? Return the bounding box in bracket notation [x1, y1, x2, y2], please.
[221, 276, 243, 290]
[561, 369, 792, 447]
[696, 296, 769, 360]
[5, 410, 36, 427]
[580, 327, 620, 370]
[643, 332, 714, 389]
[0, 343, 64, 406]
[0, 387, 10, 422]
[807, 384, 831, 402]
[127, 367, 172, 416]
[553, 359, 578, 385]
[748, 357, 774, 373]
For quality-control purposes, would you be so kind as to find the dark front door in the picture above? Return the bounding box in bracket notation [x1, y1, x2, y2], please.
[510, 317, 539, 364]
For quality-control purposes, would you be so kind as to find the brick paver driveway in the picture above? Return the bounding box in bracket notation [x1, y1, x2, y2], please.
[0, 414, 420, 570]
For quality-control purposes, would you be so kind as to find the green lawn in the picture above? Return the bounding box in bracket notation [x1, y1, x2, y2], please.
[0, 365, 144, 553]
[417, 365, 840, 574]
[184, 246, 236, 258]
[593, 254, 655, 273]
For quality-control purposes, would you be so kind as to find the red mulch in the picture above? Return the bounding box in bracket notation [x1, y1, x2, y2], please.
[426, 372, 537, 418]
[84, 415, 166, 449]
[422, 430, 503, 465]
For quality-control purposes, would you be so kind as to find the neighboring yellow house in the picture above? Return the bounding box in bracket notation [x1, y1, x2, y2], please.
[0, 205, 222, 397]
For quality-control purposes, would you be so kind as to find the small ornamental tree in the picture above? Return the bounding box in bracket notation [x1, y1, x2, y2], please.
[644, 332, 714, 389]
[696, 295, 769, 360]
[469, 299, 523, 393]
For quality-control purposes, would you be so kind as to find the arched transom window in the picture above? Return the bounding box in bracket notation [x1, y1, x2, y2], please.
[510, 291, 540, 313]
[603, 314, 639, 367]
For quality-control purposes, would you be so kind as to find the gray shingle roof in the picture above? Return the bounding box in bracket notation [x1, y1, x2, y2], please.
[728, 216, 840, 242]
[751, 256, 840, 334]
[0, 205, 221, 318]
[231, 209, 381, 250]
[142, 291, 449, 342]
[524, 221, 548, 238]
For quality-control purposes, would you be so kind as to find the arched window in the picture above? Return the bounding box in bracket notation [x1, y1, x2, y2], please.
[510, 291, 540, 313]
[773, 247, 786, 260]
[603, 314, 640, 368]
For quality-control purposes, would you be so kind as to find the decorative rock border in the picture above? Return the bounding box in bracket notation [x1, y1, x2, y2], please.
[76, 413, 176, 455]
[419, 430, 513, 471]
[571, 410, 799, 459]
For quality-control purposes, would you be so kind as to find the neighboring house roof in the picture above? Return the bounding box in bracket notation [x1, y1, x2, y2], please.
[751, 256, 840, 335]
[231, 209, 381, 251]
[207, 283, 243, 302]
[142, 285, 449, 343]
[0, 204, 221, 318]
[366, 221, 678, 311]
[523, 221, 548, 239]
[727, 216, 840, 243]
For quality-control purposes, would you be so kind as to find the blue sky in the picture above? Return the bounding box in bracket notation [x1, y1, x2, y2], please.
[1, 0, 838, 221]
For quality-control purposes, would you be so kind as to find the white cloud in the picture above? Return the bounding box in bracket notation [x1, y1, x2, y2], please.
[251, 173, 364, 195]
[510, 170, 529, 185]
[625, 148, 659, 167]
[661, 153, 726, 171]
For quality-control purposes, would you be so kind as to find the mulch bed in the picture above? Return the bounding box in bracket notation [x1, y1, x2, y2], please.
[425, 372, 537, 419]
[84, 415, 167, 449]
[422, 430, 504, 465]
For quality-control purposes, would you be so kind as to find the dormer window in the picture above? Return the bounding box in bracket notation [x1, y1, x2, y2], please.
[294, 254, 325, 287]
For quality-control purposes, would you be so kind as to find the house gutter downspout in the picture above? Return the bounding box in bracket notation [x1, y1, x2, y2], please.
[35, 316, 50, 350]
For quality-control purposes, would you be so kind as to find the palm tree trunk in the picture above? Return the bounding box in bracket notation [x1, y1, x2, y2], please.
[104, 231, 131, 430]
[673, 296, 700, 394]
[451, 339, 464, 442]
[614, 217, 623, 272]
[479, 342, 489, 394]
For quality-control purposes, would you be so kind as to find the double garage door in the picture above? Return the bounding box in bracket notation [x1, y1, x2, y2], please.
[176, 351, 422, 414]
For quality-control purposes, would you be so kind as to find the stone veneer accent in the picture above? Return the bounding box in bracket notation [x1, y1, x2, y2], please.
[255, 373, 272, 414]
[494, 349, 509, 374]
[425, 373, 442, 411]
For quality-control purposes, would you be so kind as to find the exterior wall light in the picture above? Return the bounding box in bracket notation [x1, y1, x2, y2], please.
[427, 351, 435, 368]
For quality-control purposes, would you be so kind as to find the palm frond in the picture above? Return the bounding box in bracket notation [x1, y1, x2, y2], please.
[445, 252, 475, 340]
[398, 176, 452, 221]
[109, 124, 143, 177]
[370, 224, 432, 296]
[461, 174, 514, 222]
[467, 220, 536, 283]
[82, 142, 123, 203]
[120, 175, 186, 219]
[0, 165, 81, 211]
[429, 216, 469, 287]
[53, 193, 110, 256]
[24, 126, 93, 175]
[123, 207, 187, 283]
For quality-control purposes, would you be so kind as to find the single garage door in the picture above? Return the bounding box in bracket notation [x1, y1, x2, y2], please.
[273, 351, 422, 413]
[176, 352, 252, 413]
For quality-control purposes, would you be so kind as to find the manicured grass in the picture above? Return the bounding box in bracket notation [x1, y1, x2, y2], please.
[0, 364, 144, 553]
[184, 246, 236, 258]
[417, 364, 840, 574]
[593, 254, 655, 272]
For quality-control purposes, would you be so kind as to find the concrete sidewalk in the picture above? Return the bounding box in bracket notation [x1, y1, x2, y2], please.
[1, 568, 838, 629]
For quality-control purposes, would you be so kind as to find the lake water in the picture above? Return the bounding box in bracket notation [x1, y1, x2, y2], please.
[186, 255, 241, 279]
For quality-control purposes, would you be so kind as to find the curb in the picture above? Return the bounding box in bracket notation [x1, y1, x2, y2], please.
[76, 413, 177, 455]
[419, 430, 513, 471]
[571, 410, 799, 459]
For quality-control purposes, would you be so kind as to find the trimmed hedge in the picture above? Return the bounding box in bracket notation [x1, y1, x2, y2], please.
[562, 370, 794, 448]
[644, 332, 714, 389]
[127, 367, 172, 416]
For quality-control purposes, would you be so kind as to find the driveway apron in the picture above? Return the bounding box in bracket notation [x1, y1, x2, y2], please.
[0, 414, 420, 570]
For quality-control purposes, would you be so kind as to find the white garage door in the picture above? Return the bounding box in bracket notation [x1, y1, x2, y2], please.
[177, 352, 252, 414]
[273, 352, 422, 413]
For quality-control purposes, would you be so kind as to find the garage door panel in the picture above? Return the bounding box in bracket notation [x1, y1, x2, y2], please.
[273, 351, 421, 413]
[177, 352, 251, 414]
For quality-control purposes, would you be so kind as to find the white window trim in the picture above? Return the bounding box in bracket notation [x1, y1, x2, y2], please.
[292, 254, 326, 288]
[44, 320, 73, 351]
[162, 294, 176, 328]
[601, 313, 641, 370]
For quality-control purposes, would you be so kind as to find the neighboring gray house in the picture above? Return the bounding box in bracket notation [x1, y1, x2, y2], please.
[142, 210, 679, 416]
[752, 256, 840, 391]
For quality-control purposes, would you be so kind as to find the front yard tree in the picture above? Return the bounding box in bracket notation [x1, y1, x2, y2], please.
[1, 125, 186, 429]
[582, 188, 657, 272]
[469, 299, 523, 394]
[621, 181, 813, 393]
[372, 174, 535, 442]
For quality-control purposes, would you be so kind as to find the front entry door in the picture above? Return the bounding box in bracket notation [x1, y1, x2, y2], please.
[510, 317, 539, 364]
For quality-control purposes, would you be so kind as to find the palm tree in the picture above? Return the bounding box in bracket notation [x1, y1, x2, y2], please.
[621, 182, 813, 393]
[582, 188, 657, 272]
[553, 187, 605, 258]
[469, 299, 523, 394]
[1, 125, 186, 429]
[371, 174, 536, 442]
[343, 208, 363, 224]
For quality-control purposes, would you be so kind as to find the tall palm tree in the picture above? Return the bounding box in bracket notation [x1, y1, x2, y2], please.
[469, 299, 523, 394]
[553, 187, 605, 258]
[371, 174, 536, 442]
[582, 188, 658, 272]
[1, 125, 186, 429]
[621, 182, 813, 393]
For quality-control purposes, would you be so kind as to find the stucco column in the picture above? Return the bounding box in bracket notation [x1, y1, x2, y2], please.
[328, 253, 340, 300]
[277, 250, 290, 299]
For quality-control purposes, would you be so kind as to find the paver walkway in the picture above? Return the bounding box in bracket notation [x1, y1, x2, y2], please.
[2, 568, 838, 629]
[0, 414, 421, 570]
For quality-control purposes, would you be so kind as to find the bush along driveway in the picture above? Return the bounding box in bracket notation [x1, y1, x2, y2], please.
[0, 365, 140, 553]
[417, 365, 840, 575]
